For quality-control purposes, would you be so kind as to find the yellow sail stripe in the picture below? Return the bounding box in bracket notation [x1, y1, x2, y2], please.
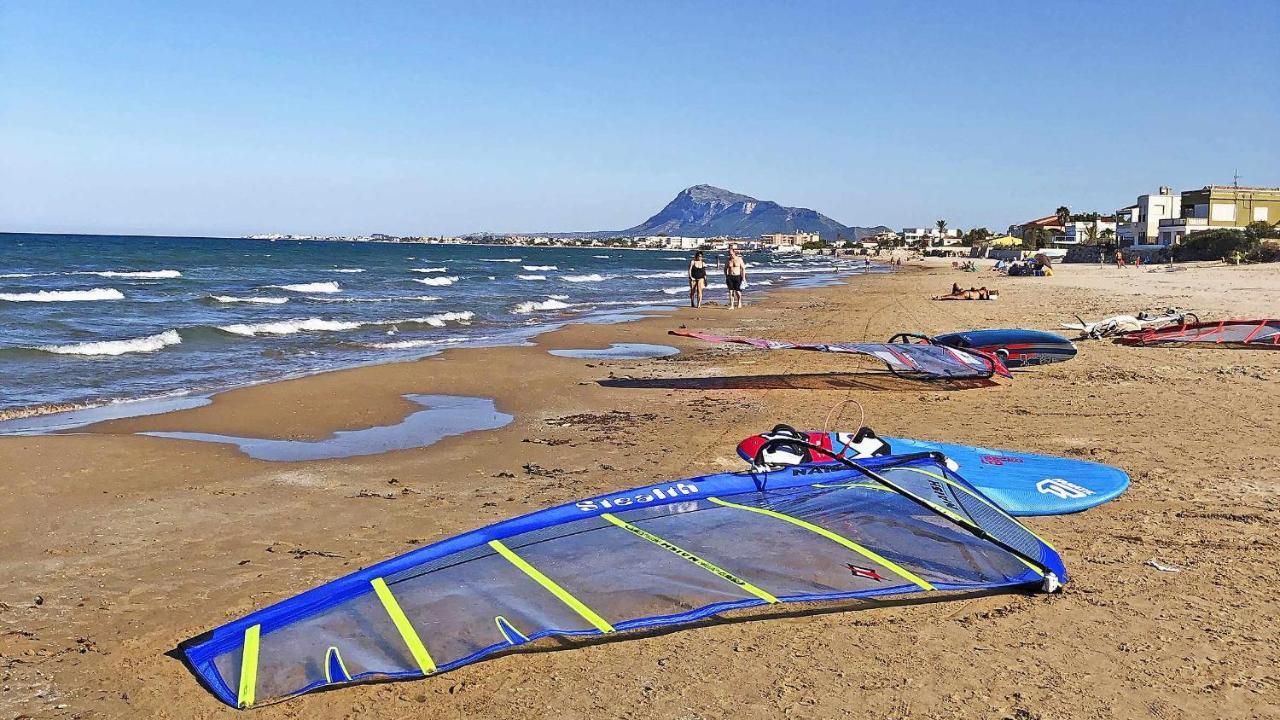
[370, 577, 438, 675]
[494, 615, 531, 645]
[236, 624, 260, 709]
[811, 480, 894, 492]
[706, 497, 933, 591]
[323, 646, 351, 684]
[488, 540, 615, 633]
[896, 467, 1058, 551]
[600, 512, 779, 604]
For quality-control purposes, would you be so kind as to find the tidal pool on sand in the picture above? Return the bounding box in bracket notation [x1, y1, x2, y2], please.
[140, 394, 511, 461]
[548, 343, 679, 360]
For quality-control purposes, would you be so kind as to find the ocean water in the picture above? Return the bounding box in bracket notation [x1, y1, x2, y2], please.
[0, 233, 887, 418]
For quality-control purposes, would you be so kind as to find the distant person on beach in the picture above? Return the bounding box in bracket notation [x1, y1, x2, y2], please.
[933, 286, 999, 301]
[1115, 250, 1127, 268]
[687, 251, 707, 308]
[723, 245, 746, 309]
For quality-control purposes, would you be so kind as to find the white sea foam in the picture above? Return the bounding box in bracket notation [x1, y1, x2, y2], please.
[219, 318, 363, 336]
[481, 258, 522, 262]
[0, 272, 37, 278]
[517, 274, 546, 281]
[407, 311, 475, 327]
[548, 294, 570, 300]
[415, 295, 442, 301]
[513, 299, 571, 314]
[523, 265, 557, 271]
[662, 286, 687, 294]
[274, 281, 341, 293]
[220, 311, 474, 337]
[638, 271, 687, 279]
[363, 337, 468, 350]
[211, 295, 289, 304]
[37, 329, 181, 356]
[411, 267, 448, 273]
[0, 288, 124, 302]
[749, 266, 839, 275]
[665, 256, 685, 260]
[77, 269, 182, 279]
[328, 268, 365, 273]
[414, 276, 458, 287]
[562, 273, 612, 283]
[593, 255, 610, 259]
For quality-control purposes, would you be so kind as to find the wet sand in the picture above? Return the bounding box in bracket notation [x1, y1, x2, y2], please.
[2, 259, 1277, 719]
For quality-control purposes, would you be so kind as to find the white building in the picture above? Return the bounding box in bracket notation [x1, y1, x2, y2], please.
[902, 227, 962, 246]
[1116, 187, 1181, 246]
[1057, 218, 1117, 247]
[760, 231, 820, 248]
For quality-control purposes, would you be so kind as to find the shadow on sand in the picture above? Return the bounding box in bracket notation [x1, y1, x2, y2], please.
[598, 371, 997, 392]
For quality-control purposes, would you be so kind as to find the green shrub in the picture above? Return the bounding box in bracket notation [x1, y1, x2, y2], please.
[1246, 240, 1280, 263]
[1173, 229, 1257, 261]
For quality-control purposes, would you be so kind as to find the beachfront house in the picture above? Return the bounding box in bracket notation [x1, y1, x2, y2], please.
[1116, 186, 1180, 246]
[1057, 217, 1117, 248]
[1156, 185, 1280, 245]
[761, 231, 820, 249]
[901, 227, 961, 246]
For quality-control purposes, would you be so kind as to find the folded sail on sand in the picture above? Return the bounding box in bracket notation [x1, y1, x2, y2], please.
[668, 330, 1011, 380]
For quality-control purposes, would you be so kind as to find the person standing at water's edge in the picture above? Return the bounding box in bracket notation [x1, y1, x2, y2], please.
[687, 251, 707, 308]
[723, 245, 746, 309]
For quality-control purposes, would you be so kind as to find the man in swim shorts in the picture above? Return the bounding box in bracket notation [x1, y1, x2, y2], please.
[723, 245, 746, 309]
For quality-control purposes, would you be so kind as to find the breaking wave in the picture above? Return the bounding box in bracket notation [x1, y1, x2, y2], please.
[481, 258, 522, 262]
[523, 265, 557, 271]
[0, 288, 125, 302]
[638, 271, 687, 279]
[513, 299, 571, 314]
[562, 273, 612, 283]
[36, 329, 182, 356]
[411, 267, 448, 273]
[77, 270, 182, 279]
[517, 274, 546, 281]
[217, 312, 474, 337]
[361, 337, 469, 350]
[328, 268, 365, 273]
[273, 281, 341, 293]
[211, 295, 288, 304]
[218, 318, 362, 336]
[414, 276, 458, 286]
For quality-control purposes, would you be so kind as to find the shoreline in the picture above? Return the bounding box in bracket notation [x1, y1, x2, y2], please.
[0, 260, 887, 431]
[2, 260, 1276, 719]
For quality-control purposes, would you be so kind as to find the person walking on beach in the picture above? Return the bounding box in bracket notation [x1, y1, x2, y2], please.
[723, 245, 746, 309]
[687, 251, 707, 308]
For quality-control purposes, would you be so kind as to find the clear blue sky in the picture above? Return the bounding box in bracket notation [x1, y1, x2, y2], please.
[2, 1, 1277, 237]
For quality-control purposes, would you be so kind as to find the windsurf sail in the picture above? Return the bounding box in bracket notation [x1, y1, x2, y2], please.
[669, 330, 1011, 380]
[1115, 319, 1280, 348]
[180, 453, 1064, 708]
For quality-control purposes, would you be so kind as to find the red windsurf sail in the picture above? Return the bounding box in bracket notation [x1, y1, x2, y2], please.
[1114, 319, 1280, 349]
[668, 330, 1011, 380]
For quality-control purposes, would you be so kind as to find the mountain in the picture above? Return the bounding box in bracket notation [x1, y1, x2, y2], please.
[540, 185, 887, 242]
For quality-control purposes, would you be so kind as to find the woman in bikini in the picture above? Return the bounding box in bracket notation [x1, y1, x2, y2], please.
[687, 251, 707, 307]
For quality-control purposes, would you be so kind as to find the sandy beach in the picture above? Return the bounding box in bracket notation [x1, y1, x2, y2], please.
[2, 259, 1277, 720]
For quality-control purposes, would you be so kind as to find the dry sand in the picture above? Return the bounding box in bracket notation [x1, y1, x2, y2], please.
[2, 260, 1277, 719]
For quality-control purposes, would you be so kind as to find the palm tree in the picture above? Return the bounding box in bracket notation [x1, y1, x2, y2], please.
[935, 219, 947, 246]
[1055, 206, 1071, 227]
[1084, 224, 1099, 245]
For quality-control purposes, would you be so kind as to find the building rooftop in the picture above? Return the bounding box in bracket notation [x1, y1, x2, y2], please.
[1197, 185, 1280, 193]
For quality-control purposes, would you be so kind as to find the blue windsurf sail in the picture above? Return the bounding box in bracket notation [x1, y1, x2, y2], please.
[180, 453, 1066, 708]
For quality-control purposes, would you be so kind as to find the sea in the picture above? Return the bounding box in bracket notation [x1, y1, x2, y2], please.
[0, 233, 887, 420]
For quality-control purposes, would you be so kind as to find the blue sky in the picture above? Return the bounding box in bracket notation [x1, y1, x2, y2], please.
[2, 1, 1276, 237]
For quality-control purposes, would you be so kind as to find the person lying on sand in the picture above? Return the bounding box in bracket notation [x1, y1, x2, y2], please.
[933, 286, 999, 301]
